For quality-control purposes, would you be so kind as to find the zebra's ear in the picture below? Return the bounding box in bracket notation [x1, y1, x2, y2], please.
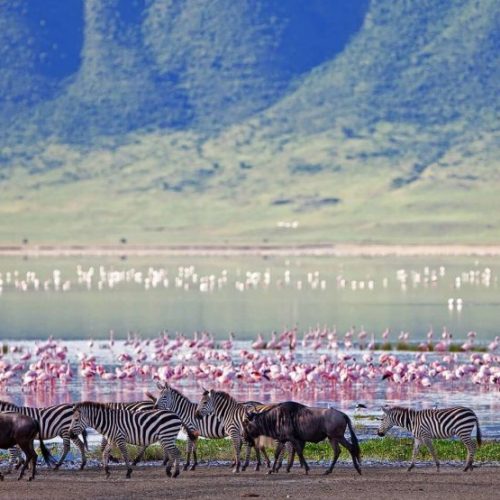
[156, 381, 165, 391]
[381, 406, 388, 414]
[145, 391, 156, 402]
[247, 412, 256, 421]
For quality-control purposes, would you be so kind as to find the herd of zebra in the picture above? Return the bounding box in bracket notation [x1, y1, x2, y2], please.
[0, 383, 483, 481]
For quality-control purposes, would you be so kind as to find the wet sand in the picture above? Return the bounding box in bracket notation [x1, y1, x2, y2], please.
[2, 465, 498, 500]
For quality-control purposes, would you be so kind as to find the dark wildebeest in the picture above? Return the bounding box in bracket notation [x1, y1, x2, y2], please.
[0, 412, 55, 481]
[243, 401, 362, 475]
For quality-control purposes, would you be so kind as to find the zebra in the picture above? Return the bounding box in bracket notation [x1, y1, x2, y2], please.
[69, 401, 183, 478]
[377, 405, 482, 471]
[194, 389, 292, 473]
[154, 383, 288, 471]
[153, 382, 225, 471]
[0, 400, 88, 471]
[101, 400, 156, 465]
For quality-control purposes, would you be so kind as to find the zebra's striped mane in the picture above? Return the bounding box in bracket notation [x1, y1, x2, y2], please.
[388, 406, 410, 413]
[168, 385, 193, 404]
[212, 390, 237, 405]
[0, 400, 19, 409]
[385, 406, 416, 428]
[74, 401, 109, 410]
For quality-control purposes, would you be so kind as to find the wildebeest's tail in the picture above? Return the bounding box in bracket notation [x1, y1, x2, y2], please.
[345, 414, 361, 464]
[476, 416, 482, 448]
[35, 421, 57, 467]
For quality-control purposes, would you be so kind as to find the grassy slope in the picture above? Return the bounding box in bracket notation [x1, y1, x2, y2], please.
[0, 0, 498, 245]
[1, 126, 498, 245]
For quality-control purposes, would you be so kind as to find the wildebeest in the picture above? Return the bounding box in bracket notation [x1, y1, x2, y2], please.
[0, 412, 55, 481]
[243, 401, 362, 475]
[195, 389, 294, 473]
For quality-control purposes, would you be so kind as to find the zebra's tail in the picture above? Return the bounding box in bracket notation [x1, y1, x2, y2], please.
[82, 428, 89, 451]
[345, 414, 362, 465]
[476, 417, 482, 448]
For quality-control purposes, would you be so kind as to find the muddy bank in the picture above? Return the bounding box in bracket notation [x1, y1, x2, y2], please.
[1, 465, 498, 500]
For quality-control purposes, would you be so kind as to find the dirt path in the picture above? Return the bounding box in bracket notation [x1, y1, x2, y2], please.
[1, 465, 498, 500]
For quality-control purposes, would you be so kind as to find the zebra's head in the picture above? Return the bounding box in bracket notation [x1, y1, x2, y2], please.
[377, 406, 395, 436]
[69, 403, 89, 439]
[154, 381, 173, 410]
[195, 389, 214, 419]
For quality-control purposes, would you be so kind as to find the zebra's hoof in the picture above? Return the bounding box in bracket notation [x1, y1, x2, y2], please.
[166, 469, 172, 477]
[28, 477, 33, 482]
[0, 475, 4, 482]
[173, 470, 180, 478]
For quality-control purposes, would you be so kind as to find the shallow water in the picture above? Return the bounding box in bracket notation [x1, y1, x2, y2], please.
[0, 255, 499, 341]
[0, 340, 497, 441]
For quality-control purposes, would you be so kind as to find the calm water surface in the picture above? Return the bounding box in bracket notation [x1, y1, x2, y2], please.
[0, 256, 498, 342]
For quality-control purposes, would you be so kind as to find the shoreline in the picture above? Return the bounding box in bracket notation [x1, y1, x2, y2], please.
[1, 243, 500, 257]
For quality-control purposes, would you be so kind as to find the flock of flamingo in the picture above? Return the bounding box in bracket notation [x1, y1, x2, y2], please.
[0, 262, 495, 299]
[0, 261, 498, 416]
[0, 327, 497, 393]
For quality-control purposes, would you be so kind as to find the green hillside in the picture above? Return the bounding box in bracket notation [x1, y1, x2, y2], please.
[0, 0, 498, 245]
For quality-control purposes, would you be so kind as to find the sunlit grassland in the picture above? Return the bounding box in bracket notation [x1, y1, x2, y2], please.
[1, 128, 499, 246]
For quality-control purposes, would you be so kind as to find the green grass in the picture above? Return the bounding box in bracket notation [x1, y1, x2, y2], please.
[85, 438, 499, 464]
[1, 125, 499, 246]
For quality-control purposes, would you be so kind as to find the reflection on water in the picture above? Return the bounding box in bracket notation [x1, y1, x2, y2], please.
[0, 340, 498, 441]
[0, 256, 499, 341]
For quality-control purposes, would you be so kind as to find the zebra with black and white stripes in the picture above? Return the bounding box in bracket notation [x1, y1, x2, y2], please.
[101, 400, 156, 465]
[155, 383, 290, 471]
[377, 405, 482, 471]
[153, 383, 227, 470]
[69, 401, 183, 478]
[195, 389, 285, 473]
[0, 400, 87, 470]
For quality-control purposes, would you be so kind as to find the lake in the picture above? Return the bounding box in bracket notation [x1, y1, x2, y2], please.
[0, 255, 498, 342]
[0, 254, 498, 443]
